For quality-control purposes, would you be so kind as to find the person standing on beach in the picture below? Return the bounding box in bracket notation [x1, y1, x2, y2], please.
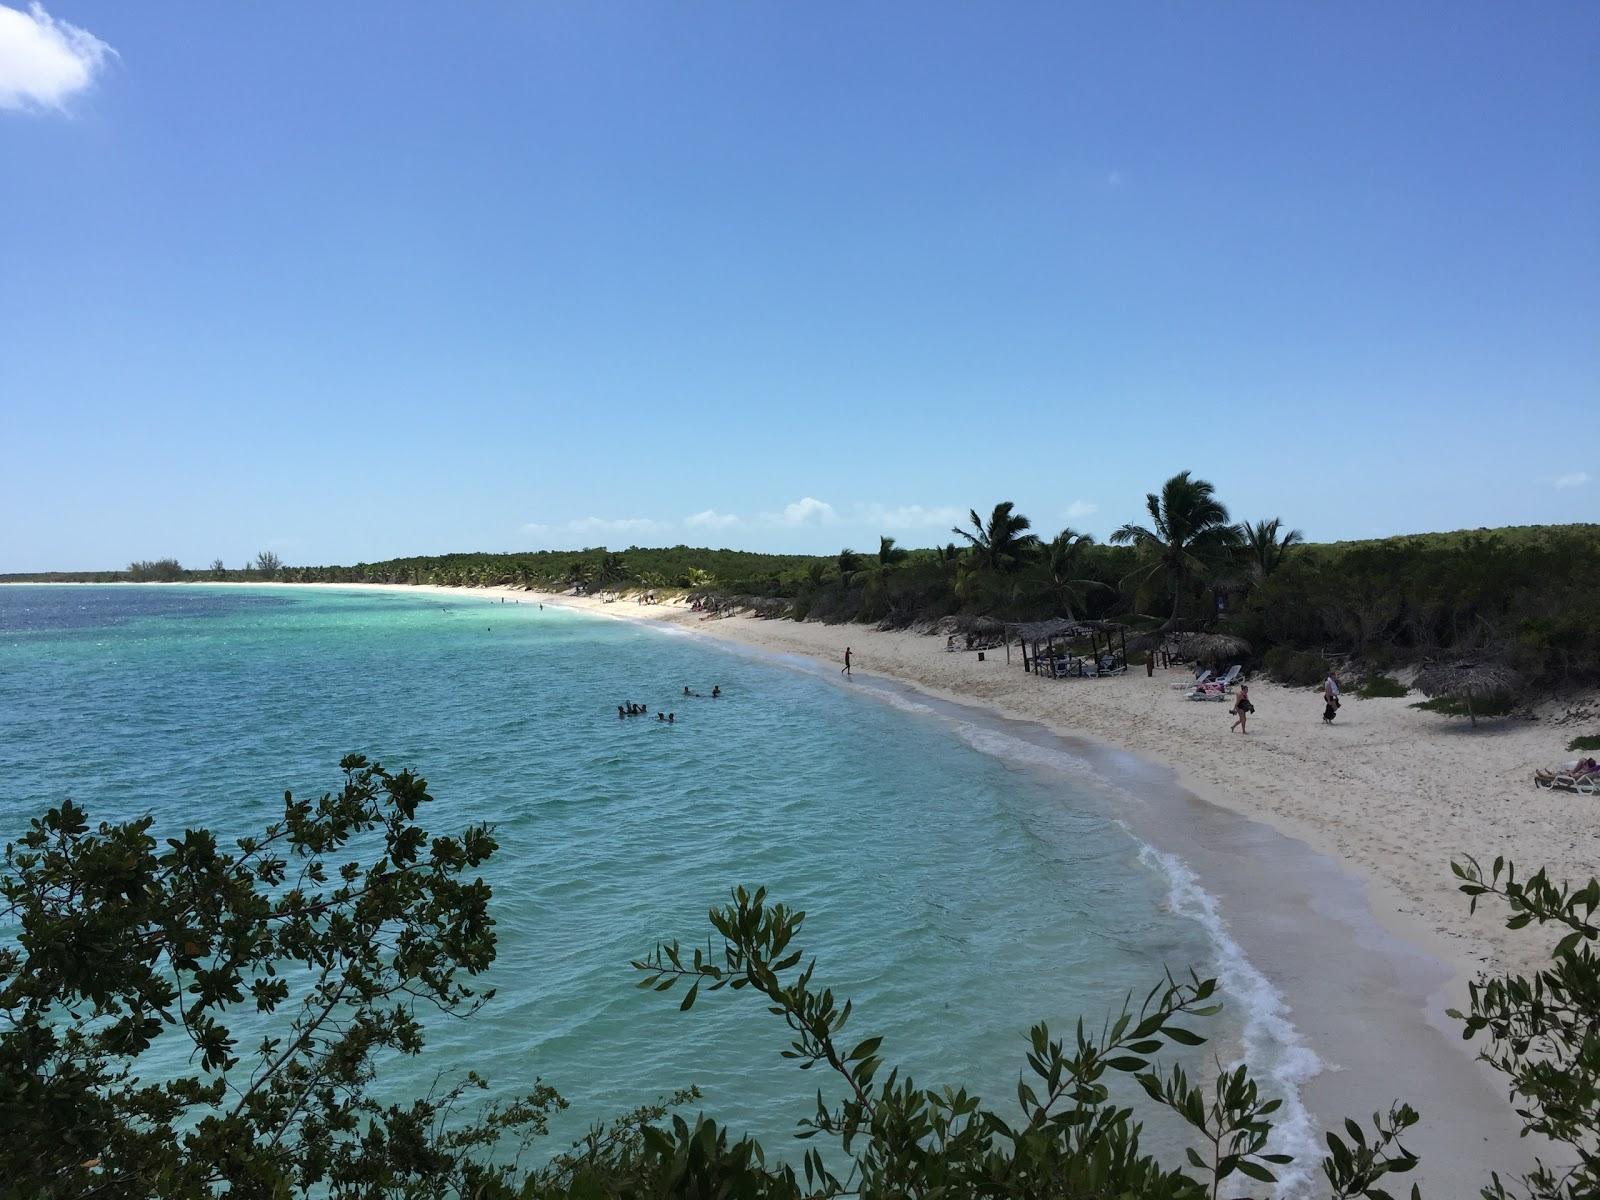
[841, 646, 853, 678]
[1230, 684, 1254, 734]
[1322, 673, 1341, 723]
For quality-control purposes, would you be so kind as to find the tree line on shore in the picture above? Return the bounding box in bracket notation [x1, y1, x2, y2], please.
[7, 472, 1598, 690]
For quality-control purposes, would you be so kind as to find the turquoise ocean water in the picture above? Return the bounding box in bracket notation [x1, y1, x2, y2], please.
[0, 585, 1299, 1172]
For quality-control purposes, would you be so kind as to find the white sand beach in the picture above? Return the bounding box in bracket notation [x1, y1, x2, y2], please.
[520, 588, 1596, 983]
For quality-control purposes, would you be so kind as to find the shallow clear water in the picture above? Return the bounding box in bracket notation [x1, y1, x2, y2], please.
[0, 585, 1241, 1159]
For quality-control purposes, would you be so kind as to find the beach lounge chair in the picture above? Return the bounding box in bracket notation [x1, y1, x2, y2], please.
[1185, 665, 1242, 701]
[1172, 668, 1212, 690]
[1534, 762, 1600, 795]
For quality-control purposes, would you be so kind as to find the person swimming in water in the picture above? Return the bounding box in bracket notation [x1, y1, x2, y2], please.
[711, 685, 721, 698]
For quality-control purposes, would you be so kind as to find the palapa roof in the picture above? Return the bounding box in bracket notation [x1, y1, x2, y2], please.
[1006, 619, 1094, 643]
[1182, 633, 1252, 663]
[1415, 661, 1522, 698]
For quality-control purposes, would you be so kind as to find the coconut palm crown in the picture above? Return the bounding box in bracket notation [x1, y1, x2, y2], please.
[1110, 471, 1242, 622]
[1242, 517, 1305, 580]
[1032, 528, 1110, 619]
[952, 501, 1039, 573]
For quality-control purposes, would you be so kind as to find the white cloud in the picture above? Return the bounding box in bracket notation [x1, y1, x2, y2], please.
[523, 516, 668, 539]
[1065, 500, 1099, 520]
[764, 496, 837, 527]
[854, 503, 964, 530]
[1554, 472, 1590, 490]
[1106, 170, 1124, 187]
[0, 3, 115, 112]
[685, 509, 740, 530]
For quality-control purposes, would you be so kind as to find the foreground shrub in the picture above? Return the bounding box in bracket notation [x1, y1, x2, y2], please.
[4, 757, 1597, 1197]
[1567, 735, 1600, 752]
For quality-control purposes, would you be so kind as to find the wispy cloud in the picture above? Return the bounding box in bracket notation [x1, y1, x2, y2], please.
[761, 496, 838, 527]
[1554, 472, 1590, 490]
[1105, 170, 1124, 187]
[1065, 500, 1099, 520]
[684, 509, 740, 530]
[0, 3, 115, 112]
[853, 503, 964, 531]
[523, 516, 668, 540]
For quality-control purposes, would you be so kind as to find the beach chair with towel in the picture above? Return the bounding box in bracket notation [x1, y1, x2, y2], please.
[1171, 667, 1212, 690]
[1185, 664, 1241, 701]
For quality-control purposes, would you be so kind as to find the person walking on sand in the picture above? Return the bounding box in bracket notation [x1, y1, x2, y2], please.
[1230, 684, 1254, 734]
[1322, 673, 1341, 723]
[841, 646, 853, 678]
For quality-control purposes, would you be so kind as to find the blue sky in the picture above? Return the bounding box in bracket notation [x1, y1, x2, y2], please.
[2, 2, 1596, 571]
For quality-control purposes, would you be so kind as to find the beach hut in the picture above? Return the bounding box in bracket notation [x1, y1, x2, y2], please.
[1414, 661, 1522, 728]
[1009, 620, 1128, 677]
[1182, 633, 1252, 666]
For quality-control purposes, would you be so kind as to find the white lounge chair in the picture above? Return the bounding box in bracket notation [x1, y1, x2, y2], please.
[1185, 664, 1242, 700]
[1172, 668, 1212, 690]
[1534, 762, 1600, 795]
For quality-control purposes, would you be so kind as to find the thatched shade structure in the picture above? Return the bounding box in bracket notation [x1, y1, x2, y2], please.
[1126, 632, 1163, 655]
[1415, 661, 1522, 727]
[1182, 634, 1251, 665]
[1006, 621, 1128, 677]
[967, 615, 1005, 635]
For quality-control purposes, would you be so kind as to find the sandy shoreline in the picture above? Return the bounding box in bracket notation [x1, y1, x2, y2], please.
[14, 578, 1591, 1190]
[515, 587, 1592, 980]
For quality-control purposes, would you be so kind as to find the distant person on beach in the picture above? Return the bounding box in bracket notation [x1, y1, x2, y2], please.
[1323, 673, 1341, 723]
[842, 647, 853, 678]
[1230, 684, 1254, 734]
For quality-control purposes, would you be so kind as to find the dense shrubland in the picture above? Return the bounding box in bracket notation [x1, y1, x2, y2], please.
[3, 757, 1596, 1197]
[7, 477, 1598, 689]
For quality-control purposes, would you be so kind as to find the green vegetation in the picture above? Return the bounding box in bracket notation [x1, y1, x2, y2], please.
[1263, 647, 1330, 688]
[1565, 735, 1600, 753]
[1410, 695, 1518, 720]
[4, 758, 1598, 1197]
[127, 557, 184, 582]
[8, 477, 1599, 693]
[1358, 674, 1410, 699]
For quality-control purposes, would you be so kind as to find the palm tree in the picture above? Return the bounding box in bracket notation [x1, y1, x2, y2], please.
[836, 549, 863, 582]
[1110, 471, 1241, 624]
[1241, 518, 1304, 580]
[566, 560, 594, 590]
[859, 536, 909, 617]
[951, 502, 1039, 573]
[874, 535, 908, 568]
[1032, 528, 1111, 619]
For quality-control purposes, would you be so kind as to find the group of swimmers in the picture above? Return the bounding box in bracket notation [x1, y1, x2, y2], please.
[617, 684, 721, 725]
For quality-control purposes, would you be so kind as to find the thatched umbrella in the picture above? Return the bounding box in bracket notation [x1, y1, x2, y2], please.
[1414, 661, 1522, 727]
[1184, 633, 1252, 665]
